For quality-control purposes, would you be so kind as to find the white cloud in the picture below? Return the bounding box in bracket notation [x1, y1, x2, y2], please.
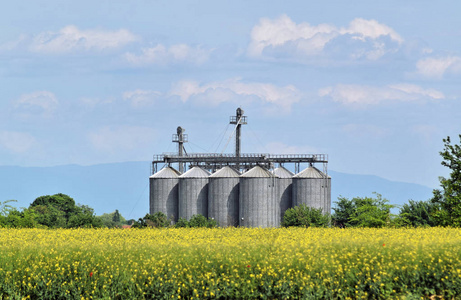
[13, 91, 58, 119]
[415, 56, 461, 79]
[79, 97, 115, 108]
[0, 131, 36, 153]
[248, 15, 403, 61]
[29, 25, 138, 54]
[123, 90, 161, 107]
[89, 126, 156, 153]
[125, 44, 211, 65]
[341, 18, 403, 43]
[169, 78, 301, 112]
[388, 83, 444, 99]
[319, 83, 444, 106]
[248, 15, 337, 56]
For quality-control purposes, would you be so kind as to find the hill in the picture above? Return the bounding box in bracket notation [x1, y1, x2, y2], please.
[0, 162, 434, 219]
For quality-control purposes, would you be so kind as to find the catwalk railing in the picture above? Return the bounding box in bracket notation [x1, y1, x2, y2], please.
[151, 153, 328, 174]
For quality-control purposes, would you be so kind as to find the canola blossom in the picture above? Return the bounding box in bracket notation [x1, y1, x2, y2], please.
[0, 227, 461, 299]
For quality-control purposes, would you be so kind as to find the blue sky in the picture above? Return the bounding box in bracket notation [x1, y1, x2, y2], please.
[1, 1, 460, 188]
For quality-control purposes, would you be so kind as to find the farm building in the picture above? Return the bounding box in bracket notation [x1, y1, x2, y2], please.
[150, 108, 330, 227]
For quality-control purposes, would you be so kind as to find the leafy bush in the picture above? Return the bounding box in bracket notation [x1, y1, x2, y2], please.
[145, 212, 170, 228]
[282, 204, 330, 227]
[174, 215, 217, 228]
[174, 217, 190, 228]
[398, 200, 435, 227]
[189, 214, 209, 227]
[332, 193, 394, 228]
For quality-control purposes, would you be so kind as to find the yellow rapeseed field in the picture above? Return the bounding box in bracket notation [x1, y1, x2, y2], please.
[0, 227, 460, 299]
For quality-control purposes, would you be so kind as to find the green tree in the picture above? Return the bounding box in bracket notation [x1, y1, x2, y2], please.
[1, 200, 39, 228]
[29, 194, 101, 228]
[2, 208, 38, 228]
[97, 210, 128, 228]
[431, 135, 461, 226]
[1, 200, 17, 217]
[30, 193, 78, 220]
[112, 209, 121, 223]
[31, 204, 67, 227]
[331, 197, 355, 228]
[282, 205, 330, 227]
[131, 218, 146, 228]
[398, 200, 435, 227]
[67, 205, 102, 228]
[332, 193, 394, 228]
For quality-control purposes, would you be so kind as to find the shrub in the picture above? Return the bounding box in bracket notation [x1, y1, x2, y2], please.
[189, 214, 217, 228]
[174, 217, 190, 228]
[332, 194, 394, 228]
[145, 212, 170, 228]
[398, 200, 435, 227]
[282, 205, 330, 227]
[175, 215, 217, 228]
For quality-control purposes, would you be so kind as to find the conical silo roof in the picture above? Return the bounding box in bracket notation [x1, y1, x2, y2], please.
[241, 165, 277, 178]
[293, 166, 330, 178]
[273, 166, 294, 178]
[210, 166, 240, 178]
[179, 166, 211, 178]
[149, 166, 181, 178]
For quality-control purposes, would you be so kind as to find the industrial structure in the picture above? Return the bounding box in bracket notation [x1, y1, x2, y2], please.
[150, 108, 331, 227]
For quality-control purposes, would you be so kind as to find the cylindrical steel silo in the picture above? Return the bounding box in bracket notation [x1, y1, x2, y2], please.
[273, 166, 294, 225]
[292, 166, 331, 214]
[179, 166, 210, 220]
[149, 166, 180, 222]
[208, 166, 240, 227]
[239, 165, 278, 228]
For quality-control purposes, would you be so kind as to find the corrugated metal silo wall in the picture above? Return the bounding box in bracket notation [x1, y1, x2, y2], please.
[277, 178, 292, 225]
[293, 178, 331, 214]
[318, 177, 332, 215]
[179, 178, 208, 220]
[239, 177, 278, 228]
[208, 177, 239, 227]
[150, 178, 179, 222]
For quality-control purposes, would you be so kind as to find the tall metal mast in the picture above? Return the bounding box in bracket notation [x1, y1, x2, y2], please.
[172, 126, 188, 173]
[230, 108, 247, 169]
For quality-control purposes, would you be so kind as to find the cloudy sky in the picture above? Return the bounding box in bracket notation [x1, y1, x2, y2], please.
[1, 1, 460, 188]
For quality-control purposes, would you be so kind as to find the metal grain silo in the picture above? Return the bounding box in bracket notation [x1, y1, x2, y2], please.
[149, 166, 180, 222]
[179, 166, 210, 220]
[273, 166, 294, 225]
[208, 166, 240, 227]
[292, 166, 331, 214]
[239, 165, 278, 228]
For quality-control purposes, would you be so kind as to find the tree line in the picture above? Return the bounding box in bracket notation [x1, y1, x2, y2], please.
[2, 133, 461, 229]
[283, 133, 461, 228]
[0, 194, 130, 228]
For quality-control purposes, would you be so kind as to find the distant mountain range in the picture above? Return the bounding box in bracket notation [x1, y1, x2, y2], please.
[0, 162, 434, 219]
